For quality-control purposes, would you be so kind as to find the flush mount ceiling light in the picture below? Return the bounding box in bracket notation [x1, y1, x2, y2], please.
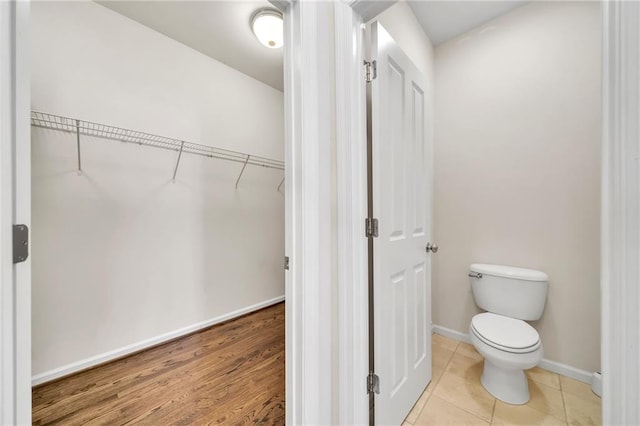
[250, 9, 283, 49]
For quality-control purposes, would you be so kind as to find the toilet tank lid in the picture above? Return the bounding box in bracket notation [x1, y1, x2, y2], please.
[470, 264, 549, 282]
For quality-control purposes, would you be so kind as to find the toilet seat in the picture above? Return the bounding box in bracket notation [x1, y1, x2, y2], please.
[471, 313, 540, 354]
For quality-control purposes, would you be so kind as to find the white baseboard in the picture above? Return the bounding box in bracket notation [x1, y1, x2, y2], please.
[432, 324, 593, 385]
[536, 359, 593, 385]
[432, 324, 472, 344]
[32, 295, 285, 386]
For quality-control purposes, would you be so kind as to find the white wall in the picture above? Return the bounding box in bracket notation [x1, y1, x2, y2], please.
[433, 1, 601, 372]
[31, 1, 284, 380]
[374, 0, 435, 81]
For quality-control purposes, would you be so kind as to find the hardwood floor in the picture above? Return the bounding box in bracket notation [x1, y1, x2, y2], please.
[33, 303, 285, 425]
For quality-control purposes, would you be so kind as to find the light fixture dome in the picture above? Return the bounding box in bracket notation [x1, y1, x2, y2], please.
[251, 9, 283, 49]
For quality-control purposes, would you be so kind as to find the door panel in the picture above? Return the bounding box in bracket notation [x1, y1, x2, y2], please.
[411, 84, 426, 238]
[371, 22, 432, 426]
[391, 271, 407, 394]
[387, 59, 406, 241]
[413, 262, 426, 366]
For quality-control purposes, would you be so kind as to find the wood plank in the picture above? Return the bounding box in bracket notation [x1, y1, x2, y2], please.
[32, 303, 285, 425]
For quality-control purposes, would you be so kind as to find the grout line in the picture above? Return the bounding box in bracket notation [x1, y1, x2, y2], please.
[411, 397, 427, 422]
[407, 387, 430, 424]
[490, 398, 497, 424]
[559, 375, 569, 425]
[436, 347, 456, 384]
[424, 391, 433, 404]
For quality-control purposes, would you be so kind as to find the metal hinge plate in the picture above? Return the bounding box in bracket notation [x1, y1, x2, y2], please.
[367, 372, 380, 394]
[284, 256, 290, 271]
[13, 224, 29, 264]
[365, 218, 379, 238]
[364, 60, 377, 83]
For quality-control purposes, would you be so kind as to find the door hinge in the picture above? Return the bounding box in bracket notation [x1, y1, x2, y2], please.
[367, 372, 380, 395]
[365, 218, 379, 238]
[13, 224, 29, 264]
[284, 256, 290, 270]
[364, 60, 377, 83]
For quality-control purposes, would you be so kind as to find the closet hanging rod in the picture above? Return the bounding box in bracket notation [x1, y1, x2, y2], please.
[30, 111, 285, 171]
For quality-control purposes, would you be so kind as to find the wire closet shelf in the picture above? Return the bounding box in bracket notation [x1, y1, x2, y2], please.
[31, 111, 285, 187]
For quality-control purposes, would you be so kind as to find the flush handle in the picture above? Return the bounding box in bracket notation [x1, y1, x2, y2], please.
[426, 243, 438, 253]
[468, 272, 483, 279]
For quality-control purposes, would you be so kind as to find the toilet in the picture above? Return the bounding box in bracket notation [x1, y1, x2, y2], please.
[468, 263, 549, 405]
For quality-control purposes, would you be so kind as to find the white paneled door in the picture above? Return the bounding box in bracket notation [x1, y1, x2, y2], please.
[370, 22, 432, 426]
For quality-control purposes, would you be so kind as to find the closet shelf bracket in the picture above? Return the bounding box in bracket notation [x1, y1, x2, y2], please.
[235, 155, 251, 188]
[75, 119, 82, 175]
[172, 141, 185, 183]
[277, 177, 285, 192]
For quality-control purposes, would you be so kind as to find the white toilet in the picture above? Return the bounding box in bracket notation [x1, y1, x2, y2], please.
[468, 263, 549, 405]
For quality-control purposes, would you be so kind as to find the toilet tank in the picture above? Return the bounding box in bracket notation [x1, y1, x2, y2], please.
[469, 264, 549, 321]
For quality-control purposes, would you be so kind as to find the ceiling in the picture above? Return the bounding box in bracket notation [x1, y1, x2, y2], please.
[98, 1, 284, 91]
[98, 0, 528, 91]
[408, 1, 529, 46]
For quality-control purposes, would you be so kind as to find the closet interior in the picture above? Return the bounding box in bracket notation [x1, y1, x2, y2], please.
[30, 1, 286, 423]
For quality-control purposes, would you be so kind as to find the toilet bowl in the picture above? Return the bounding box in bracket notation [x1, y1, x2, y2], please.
[469, 312, 543, 404]
[468, 264, 549, 405]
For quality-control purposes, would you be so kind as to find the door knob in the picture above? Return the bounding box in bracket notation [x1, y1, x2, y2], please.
[426, 243, 438, 253]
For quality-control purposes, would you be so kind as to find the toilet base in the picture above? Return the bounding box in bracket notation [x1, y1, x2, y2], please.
[480, 359, 530, 405]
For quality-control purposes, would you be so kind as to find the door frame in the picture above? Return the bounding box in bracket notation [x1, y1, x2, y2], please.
[332, 3, 398, 424]
[334, 3, 368, 425]
[280, 0, 335, 423]
[278, 0, 395, 423]
[0, 1, 31, 424]
[601, 1, 640, 424]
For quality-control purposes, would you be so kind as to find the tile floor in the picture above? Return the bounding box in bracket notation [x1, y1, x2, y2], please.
[404, 334, 602, 426]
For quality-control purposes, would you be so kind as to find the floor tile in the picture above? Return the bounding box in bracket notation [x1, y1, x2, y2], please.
[405, 387, 432, 424]
[559, 376, 601, 425]
[424, 335, 456, 397]
[445, 352, 484, 383]
[527, 380, 566, 421]
[433, 333, 460, 352]
[456, 342, 483, 361]
[433, 344, 455, 381]
[492, 400, 567, 425]
[433, 343, 455, 366]
[402, 336, 602, 426]
[433, 371, 495, 421]
[527, 367, 561, 390]
[425, 377, 438, 395]
[415, 395, 489, 425]
[559, 376, 599, 403]
[564, 394, 602, 426]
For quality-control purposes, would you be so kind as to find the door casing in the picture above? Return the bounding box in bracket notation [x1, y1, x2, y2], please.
[0, 1, 31, 424]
